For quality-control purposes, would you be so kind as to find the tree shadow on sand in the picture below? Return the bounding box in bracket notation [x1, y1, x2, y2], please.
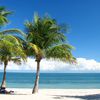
[53, 94, 100, 100]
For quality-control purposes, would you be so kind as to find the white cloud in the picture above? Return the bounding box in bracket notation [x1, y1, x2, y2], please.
[0, 58, 100, 72]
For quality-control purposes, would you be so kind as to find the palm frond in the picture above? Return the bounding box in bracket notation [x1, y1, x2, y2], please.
[29, 43, 43, 57]
[34, 12, 39, 24]
[1, 29, 26, 37]
[11, 57, 22, 65]
[45, 44, 75, 63]
[0, 6, 11, 26]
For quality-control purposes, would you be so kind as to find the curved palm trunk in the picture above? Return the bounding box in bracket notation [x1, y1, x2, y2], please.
[32, 60, 40, 94]
[1, 61, 8, 89]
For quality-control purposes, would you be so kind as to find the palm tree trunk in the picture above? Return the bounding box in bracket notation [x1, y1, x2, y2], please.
[1, 61, 7, 89]
[32, 60, 40, 94]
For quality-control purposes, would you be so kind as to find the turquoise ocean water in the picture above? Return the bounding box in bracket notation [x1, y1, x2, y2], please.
[0, 73, 100, 89]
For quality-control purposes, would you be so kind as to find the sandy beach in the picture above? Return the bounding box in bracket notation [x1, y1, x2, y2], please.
[0, 89, 100, 100]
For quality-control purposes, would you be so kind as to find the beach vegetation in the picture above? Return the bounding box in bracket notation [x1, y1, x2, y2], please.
[25, 13, 76, 93]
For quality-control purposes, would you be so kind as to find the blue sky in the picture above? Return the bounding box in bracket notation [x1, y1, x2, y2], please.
[0, 0, 100, 62]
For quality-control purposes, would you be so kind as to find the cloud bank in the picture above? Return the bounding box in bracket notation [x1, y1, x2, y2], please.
[0, 58, 100, 73]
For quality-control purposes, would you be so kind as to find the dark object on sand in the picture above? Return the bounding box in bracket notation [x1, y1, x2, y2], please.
[0, 87, 14, 94]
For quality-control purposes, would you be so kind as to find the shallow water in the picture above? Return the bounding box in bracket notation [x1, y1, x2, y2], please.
[0, 73, 100, 88]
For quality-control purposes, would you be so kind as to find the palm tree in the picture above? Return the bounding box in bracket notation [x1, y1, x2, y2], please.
[25, 13, 76, 94]
[0, 6, 11, 26]
[0, 6, 26, 90]
[0, 34, 26, 89]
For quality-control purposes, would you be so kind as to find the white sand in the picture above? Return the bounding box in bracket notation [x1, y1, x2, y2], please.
[0, 89, 100, 100]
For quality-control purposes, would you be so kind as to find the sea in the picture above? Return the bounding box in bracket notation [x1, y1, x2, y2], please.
[0, 73, 100, 89]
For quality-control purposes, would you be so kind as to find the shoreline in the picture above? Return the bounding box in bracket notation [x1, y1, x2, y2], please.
[0, 89, 100, 100]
